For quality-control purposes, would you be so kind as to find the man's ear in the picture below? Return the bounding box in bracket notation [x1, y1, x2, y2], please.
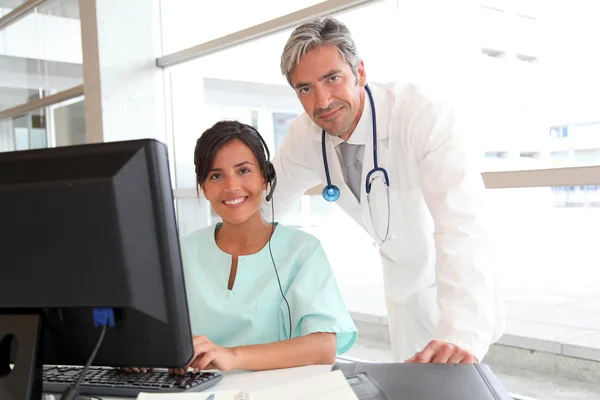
[356, 60, 367, 87]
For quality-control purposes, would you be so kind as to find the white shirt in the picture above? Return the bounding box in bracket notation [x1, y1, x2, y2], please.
[333, 96, 370, 194]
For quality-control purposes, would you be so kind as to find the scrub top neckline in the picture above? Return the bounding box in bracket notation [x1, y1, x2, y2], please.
[212, 222, 279, 260]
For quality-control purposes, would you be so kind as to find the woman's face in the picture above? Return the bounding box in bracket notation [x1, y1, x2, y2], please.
[201, 139, 266, 226]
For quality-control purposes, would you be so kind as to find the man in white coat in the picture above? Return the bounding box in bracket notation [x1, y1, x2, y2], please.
[264, 17, 504, 363]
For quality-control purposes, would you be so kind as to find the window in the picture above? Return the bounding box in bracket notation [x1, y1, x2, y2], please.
[160, 0, 326, 55]
[487, 184, 600, 351]
[0, 0, 83, 153]
[0, 0, 83, 112]
[550, 126, 568, 138]
[11, 112, 46, 150]
[272, 112, 297, 152]
[0, 97, 84, 153]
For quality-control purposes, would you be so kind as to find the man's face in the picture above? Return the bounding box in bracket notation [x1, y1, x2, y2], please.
[290, 45, 366, 140]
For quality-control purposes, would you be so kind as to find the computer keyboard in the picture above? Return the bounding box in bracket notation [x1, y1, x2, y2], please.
[42, 365, 223, 398]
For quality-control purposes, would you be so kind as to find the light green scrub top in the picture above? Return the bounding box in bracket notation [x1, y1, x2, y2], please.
[179, 223, 357, 356]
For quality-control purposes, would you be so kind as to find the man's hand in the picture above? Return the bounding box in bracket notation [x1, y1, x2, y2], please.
[171, 336, 237, 374]
[405, 340, 477, 364]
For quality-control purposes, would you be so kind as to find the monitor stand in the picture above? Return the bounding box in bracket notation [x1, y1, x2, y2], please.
[0, 313, 43, 400]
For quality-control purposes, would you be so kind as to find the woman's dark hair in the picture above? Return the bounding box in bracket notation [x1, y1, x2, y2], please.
[194, 120, 276, 198]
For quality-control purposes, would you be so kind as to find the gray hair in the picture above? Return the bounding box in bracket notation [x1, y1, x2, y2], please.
[280, 17, 361, 86]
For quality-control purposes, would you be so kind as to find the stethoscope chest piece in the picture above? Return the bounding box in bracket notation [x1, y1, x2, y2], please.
[322, 185, 340, 202]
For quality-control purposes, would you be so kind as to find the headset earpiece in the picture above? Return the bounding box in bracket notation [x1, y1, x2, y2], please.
[249, 125, 277, 202]
[266, 161, 276, 183]
[265, 161, 277, 202]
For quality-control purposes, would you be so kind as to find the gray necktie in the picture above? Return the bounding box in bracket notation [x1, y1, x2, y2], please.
[338, 141, 363, 200]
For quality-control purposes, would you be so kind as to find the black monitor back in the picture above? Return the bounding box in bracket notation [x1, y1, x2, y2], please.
[0, 139, 193, 368]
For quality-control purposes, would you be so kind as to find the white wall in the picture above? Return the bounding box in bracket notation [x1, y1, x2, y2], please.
[79, 0, 166, 145]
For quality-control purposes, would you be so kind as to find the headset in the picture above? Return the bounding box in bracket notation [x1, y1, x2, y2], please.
[248, 126, 292, 340]
[247, 126, 277, 202]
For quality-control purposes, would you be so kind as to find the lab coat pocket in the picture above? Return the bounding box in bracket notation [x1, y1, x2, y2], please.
[378, 187, 435, 301]
[249, 299, 283, 345]
[385, 186, 433, 260]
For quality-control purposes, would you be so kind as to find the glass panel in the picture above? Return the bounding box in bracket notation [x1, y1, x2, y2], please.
[1, 110, 47, 152]
[160, 0, 325, 55]
[476, 1, 600, 171]
[0, 0, 82, 111]
[51, 98, 86, 147]
[0, 1, 28, 13]
[176, 198, 213, 236]
[0, 96, 84, 153]
[488, 186, 600, 344]
[29, 127, 47, 149]
[272, 112, 297, 153]
[13, 127, 28, 150]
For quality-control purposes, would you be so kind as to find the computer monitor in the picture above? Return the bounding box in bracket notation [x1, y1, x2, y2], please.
[0, 139, 194, 399]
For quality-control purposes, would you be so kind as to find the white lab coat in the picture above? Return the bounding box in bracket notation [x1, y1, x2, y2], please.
[265, 82, 504, 361]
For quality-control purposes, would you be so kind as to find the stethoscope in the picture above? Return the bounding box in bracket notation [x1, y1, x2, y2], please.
[321, 84, 392, 244]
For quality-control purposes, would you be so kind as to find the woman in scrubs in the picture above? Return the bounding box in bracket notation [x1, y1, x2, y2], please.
[177, 120, 357, 373]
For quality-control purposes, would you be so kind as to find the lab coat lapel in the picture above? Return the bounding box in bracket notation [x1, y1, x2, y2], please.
[360, 84, 392, 242]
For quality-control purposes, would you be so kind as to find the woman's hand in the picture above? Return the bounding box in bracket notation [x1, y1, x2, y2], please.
[118, 367, 152, 373]
[171, 336, 238, 374]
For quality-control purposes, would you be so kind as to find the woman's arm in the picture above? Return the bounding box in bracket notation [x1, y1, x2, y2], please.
[184, 333, 337, 372]
[233, 332, 336, 370]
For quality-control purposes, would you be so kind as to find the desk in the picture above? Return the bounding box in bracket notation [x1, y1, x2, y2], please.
[44, 363, 512, 400]
[43, 366, 332, 400]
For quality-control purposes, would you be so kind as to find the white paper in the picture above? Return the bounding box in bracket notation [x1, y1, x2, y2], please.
[213, 365, 332, 392]
[136, 369, 357, 400]
[253, 370, 358, 400]
[138, 391, 242, 400]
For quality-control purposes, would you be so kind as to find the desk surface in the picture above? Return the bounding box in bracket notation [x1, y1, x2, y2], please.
[44, 362, 512, 400]
[44, 365, 333, 400]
